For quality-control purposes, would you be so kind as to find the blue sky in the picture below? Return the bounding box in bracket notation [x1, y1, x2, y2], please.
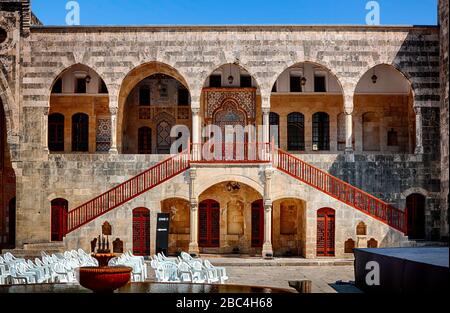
[32, 0, 438, 26]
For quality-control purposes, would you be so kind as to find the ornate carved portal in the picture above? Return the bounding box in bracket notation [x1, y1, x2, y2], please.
[204, 88, 256, 135]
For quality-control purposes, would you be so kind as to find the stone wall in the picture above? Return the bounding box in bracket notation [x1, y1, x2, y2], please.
[0, 6, 446, 247]
[439, 0, 449, 239]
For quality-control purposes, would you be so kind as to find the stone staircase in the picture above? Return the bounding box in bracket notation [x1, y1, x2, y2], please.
[2, 242, 66, 259]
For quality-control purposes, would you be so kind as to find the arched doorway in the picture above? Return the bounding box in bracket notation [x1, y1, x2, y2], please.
[251, 200, 264, 248]
[198, 200, 220, 248]
[312, 112, 330, 151]
[132, 207, 150, 256]
[51, 198, 68, 242]
[287, 112, 305, 151]
[406, 194, 426, 239]
[156, 118, 173, 154]
[316, 207, 335, 257]
[8, 197, 16, 247]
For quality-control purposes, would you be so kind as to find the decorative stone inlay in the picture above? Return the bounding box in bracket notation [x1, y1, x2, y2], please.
[96, 118, 111, 152]
[204, 88, 256, 120]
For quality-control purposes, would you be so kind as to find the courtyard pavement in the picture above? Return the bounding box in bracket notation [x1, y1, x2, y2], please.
[146, 257, 359, 293]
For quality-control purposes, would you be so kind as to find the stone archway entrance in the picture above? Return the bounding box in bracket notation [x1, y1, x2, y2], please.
[198, 181, 263, 254]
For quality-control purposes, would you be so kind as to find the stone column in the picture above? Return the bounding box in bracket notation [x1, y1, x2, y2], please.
[109, 106, 118, 154]
[188, 168, 200, 256]
[192, 107, 200, 161]
[344, 95, 355, 162]
[414, 106, 424, 154]
[42, 107, 49, 153]
[262, 107, 270, 143]
[262, 167, 274, 259]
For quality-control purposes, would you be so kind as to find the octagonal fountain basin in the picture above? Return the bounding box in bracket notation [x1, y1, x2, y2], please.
[0, 282, 295, 293]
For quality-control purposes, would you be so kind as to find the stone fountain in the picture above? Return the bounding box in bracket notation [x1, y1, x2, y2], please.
[76, 227, 133, 293]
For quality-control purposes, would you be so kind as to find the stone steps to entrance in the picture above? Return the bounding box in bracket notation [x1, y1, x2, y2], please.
[2, 242, 66, 259]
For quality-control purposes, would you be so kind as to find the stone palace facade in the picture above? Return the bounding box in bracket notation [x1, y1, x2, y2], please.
[0, 0, 448, 258]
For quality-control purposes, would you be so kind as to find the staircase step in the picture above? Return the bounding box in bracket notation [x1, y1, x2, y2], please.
[23, 242, 66, 250]
[1, 249, 64, 259]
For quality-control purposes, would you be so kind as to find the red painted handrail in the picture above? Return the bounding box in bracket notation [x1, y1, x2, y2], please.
[66, 151, 190, 234]
[274, 149, 407, 234]
[191, 142, 272, 163]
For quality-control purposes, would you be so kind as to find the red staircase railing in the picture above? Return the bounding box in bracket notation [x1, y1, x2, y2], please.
[191, 142, 272, 163]
[274, 149, 407, 234]
[66, 151, 190, 233]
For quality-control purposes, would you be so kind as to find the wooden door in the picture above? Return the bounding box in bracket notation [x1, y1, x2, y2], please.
[251, 200, 264, 247]
[406, 194, 426, 239]
[133, 208, 150, 256]
[198, 200, 220, 247]
[51, 199, 68, 242]
[316, 208, 335, 257]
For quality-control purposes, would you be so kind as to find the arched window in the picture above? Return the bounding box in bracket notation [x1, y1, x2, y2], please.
[138, 127, 152, 154]
[269, 112, 280, 146]
[363, 112, 380, 151]
[48, 113, 65, 152]
[72, 113, 89, 152]
[287, 112, 305, 151]
[312, 112, 330, 151]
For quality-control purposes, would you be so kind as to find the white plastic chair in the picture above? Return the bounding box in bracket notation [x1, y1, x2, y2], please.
[204, 260, 228, 284]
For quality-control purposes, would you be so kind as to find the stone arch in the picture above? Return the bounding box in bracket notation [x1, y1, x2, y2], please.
[0, 67, 15, 140]
[270, 61, 345, 96]
[201, 62, 261, 91]
[196, 175, 263, 198]
[117, 61, 191, 153]
[354, 63, 416, 99]
[401, 187, 430, 199]
[46, 60, 109, 100]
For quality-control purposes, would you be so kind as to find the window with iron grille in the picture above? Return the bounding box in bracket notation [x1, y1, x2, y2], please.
[72, 113, 89, 152]
[48, 113, 65, 152]
[138, 127, 152, 154]
[287, 112, 305, 151]
[312, 112, 330, 151]
[269, 112, 280, 145]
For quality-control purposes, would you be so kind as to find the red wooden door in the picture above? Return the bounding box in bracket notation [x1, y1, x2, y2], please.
[251, 200, 264, 247]
[51, 199, 68, 242]
[406, 194, 426, 239]
[133, 208, 150, 256]
[317, 208, 335, 257]
[199, 200, 220, 247]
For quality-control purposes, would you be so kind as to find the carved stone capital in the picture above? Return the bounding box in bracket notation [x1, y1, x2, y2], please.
[264, 167, 274, 180]
[109, 106, 118, 115]
[191, 107, 200, 115]
[189, 168, 197, 180]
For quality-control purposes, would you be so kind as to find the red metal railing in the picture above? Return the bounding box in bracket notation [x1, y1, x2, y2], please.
[274, 149, 407, 234]
[66, 150, 190, 233]
[191, 142, 272, 163]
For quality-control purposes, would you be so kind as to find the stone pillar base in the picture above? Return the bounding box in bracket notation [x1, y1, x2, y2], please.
[109, 148, 118, 154]
[344, 149, 355, 162]
[188, 243, 200, 257]
[262, 243, 274, 259]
